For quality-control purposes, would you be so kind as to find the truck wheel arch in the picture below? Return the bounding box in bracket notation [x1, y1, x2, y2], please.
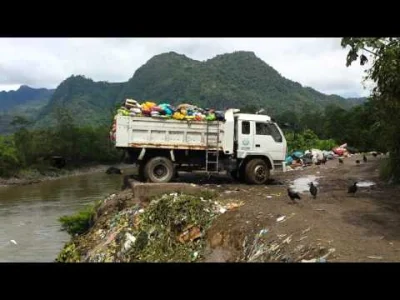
[239, 155, 273, 171]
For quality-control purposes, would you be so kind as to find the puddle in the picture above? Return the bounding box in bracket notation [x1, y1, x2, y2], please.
[357, 181, 376, 187]
[290, 175, 321, 193]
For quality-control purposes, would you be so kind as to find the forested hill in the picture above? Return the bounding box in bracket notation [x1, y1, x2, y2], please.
[0, 85, 54, 112]
[0, 86, 54, 134]
[4, 51, 366, 129]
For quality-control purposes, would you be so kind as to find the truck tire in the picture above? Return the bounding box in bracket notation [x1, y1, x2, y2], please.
[144, 156, 175, 183]
[244, 159, 270, 185]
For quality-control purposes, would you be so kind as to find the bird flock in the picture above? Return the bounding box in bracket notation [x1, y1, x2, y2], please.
[286, 152, 378, 203]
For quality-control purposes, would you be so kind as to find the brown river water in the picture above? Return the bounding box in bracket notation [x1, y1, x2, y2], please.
[0, 171, 123, 262]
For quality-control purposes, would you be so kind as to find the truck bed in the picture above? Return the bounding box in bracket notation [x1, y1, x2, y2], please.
[115, 116, 224, 150]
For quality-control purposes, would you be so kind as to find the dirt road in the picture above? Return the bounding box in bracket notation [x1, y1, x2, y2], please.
[184, 153, 400, 262]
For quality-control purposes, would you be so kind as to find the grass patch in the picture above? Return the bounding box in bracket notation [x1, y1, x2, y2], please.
[59, 204, 96, 236]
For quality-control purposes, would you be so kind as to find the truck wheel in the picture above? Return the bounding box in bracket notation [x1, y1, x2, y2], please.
[244, 159, 270, 185]
[144, 156, 175, 183]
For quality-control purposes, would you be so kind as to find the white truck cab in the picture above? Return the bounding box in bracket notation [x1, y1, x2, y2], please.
[235, 113, 286, 163]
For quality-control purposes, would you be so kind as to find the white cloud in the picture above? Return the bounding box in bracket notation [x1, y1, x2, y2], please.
[0, 38, 373, 97]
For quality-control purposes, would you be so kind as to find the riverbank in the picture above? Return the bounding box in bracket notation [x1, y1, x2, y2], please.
[56, 153, 400, 263]
[0, 164, 110, 187]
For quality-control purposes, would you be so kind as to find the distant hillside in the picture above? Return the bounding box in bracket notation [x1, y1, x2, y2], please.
[2, 51, 367, 131]
[0, 85, 54, 112]
[0, 86, 54, 134]
[35, 75, 124, 128]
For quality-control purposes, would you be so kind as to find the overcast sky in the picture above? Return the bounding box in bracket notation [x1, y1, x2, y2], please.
[0, 38, 373, 98]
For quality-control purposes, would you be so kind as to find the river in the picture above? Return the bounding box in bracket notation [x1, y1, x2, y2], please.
[0, 171, 124, 262]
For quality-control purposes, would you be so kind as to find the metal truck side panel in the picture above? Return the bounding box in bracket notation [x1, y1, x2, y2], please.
[115, 116, 225, 151]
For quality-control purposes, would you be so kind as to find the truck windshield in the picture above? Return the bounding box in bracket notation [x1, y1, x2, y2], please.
[255, 122, 282, 143]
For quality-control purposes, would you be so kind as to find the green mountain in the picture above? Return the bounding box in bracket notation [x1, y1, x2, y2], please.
[0, 85, 54, 112]
[118, 51, 365, 115]
[0, 85, 54, 134]
[35, 75, 124, 128]
[3, 51, 367, 131]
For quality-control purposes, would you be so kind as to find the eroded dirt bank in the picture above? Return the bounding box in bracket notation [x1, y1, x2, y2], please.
[57, 154, 400, 262]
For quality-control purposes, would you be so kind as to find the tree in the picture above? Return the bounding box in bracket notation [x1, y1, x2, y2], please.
[341, 37, 400, 181]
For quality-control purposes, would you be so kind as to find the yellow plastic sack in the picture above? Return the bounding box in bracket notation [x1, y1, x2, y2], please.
[173, 112, 185, 120]
[141, 101, 156, 111]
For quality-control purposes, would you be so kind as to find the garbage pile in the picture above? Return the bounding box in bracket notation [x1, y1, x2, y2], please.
[285, 143, 357, 170]
[56, 192, 241, 263]
[110, 99, 225, 142]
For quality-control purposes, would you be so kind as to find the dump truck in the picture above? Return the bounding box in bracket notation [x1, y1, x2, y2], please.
[114, 108, 287, 184]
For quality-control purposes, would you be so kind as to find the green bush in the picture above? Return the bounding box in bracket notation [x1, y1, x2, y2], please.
[59, 204, 95, 236]
[285, 129, 337, 153]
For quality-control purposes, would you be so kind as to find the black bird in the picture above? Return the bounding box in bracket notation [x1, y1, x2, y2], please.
[308, 182, 318, 199]
[321, 156, 327, 165]
[287, 188, 301, 203]
[363, 155, 367, 163]
[339, 158, 344, 164]
[372, 152, 377, 158]
[106, 166, 123, 175]
[348, 182, 358, 196]
[356, 160, 360, 164]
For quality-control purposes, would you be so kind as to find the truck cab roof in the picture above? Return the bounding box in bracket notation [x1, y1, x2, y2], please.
[234, 113, 272, 122]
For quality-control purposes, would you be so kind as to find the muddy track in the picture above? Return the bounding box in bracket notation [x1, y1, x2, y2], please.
[192, 154, 400, 262]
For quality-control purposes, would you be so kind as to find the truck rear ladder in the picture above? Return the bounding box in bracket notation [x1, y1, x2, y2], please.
[205, 120, 220, 173]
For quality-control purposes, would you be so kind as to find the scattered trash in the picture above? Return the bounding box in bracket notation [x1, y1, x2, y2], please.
[259, 229, 269, 236]
[190, 184, 197, 187]
[266, 196, 272, 199]
[282, 235, 292, 244]
[301, 257, 327, 263]
[178, 225, 202, 243]
[192, 251, 199, 260]
[219, 208, 227, 214]
[224, 191, 232, 194]
[302, 227, 311, 235]
[367, 255, 383, 260]
[301, 248, 335, 263]
[10, 240, 17, 245]
[276, 216, 286, 222]
[123, 233, 136, 252]
[357, 181, 376, 187]
[314, 209, 326, 212]
[297, 236, 308, 242]
[225, 201, 244, 210]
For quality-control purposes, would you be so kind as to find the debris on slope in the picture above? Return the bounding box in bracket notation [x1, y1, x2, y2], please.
[56, 192, 244, 263]
[241, 227, 336, 263]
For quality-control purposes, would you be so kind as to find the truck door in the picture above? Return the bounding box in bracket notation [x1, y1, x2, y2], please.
[253, 121, 286, 161]
[237, 120, 254, 158]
